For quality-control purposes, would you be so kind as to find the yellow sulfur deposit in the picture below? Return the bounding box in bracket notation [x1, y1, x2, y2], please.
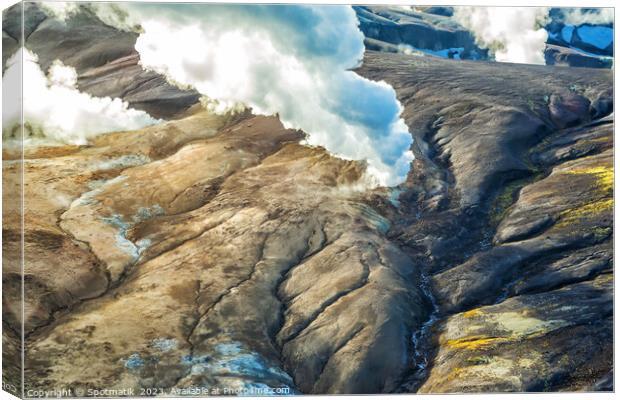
[445, 336, 507, 351]
[557, 198, 613, 227]
[555, 164, 613, 227]
[561, 164, 613, 194]
[462, 308, 484, 318]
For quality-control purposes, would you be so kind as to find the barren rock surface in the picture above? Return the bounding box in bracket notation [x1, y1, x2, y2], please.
[358, 52, 612, 392]
[545, 44, 613, 69]
[5, 110, 427, 394]
[354, 6, 486, 60]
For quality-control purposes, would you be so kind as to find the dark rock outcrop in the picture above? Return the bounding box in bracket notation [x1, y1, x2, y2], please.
[358, 51, 612, 392]
[547, 8, 613, 57]
[354, 6, 487, 60]
[545, 8, 613, 69]
[356, 6, 614, 69]
[545, 44, 613, 69]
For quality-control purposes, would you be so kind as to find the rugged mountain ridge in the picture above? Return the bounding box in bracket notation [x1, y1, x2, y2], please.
[358, 52, 612, 391]
[2, 4, 614, 395]
[355, 6, 614, 69]
[354, 6, 487, 60]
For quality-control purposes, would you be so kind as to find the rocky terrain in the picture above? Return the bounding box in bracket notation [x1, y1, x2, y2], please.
[356, 6, 614, 69]
[354, 6, 487, 60]
[359, 53, 613, 392]
[546, 10, 613, 69]
[2, 3, 614, 396]
[544, 44, 613, 69]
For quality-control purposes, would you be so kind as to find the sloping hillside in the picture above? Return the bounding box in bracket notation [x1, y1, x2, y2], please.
[359, 52, 612, 392]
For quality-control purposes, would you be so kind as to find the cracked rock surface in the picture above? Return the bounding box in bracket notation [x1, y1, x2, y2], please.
[4, 111, 427, 394]
[358, 52, 612, 392]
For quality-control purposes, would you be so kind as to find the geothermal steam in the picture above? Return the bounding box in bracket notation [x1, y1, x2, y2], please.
[560, 8, 614, 25]
[2, 48, 159, 145]
[453, 7, 614, 65]
[94, 3, 413, 187]
[454, 7, 550, 64]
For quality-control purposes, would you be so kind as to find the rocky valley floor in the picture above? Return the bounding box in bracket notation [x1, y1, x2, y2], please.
[2, 4, 614, 396]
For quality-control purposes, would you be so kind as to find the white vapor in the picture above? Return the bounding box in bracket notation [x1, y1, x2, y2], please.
[454, 7, 550, 64]
[39, 1, 81, 20]
[2, 48, 159, 145]
[73, 3, 413, 187]
[560, 8, 614, 26]
[40, 1, 139, 31]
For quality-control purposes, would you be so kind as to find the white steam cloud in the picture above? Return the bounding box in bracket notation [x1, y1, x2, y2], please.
[560, 8, 614, 25]
[75, 3, 413, 187]
[40, 1, 139, 31]
[2, 48, 159, 145]
[39, 1, 80, 20]
[454, 7, 550, 64]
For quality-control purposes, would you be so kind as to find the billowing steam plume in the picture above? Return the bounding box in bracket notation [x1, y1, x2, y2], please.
[44, 3, 414, 187]
[2, 48, 159, 145]
[560, 8, 614, 25]
[453, 7, 550, 64]
[40, 1, 139, 31]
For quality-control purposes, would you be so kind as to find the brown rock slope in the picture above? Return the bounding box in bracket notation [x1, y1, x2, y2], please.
[358, 52, 613, 392]
[4, 109, 428, 394]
